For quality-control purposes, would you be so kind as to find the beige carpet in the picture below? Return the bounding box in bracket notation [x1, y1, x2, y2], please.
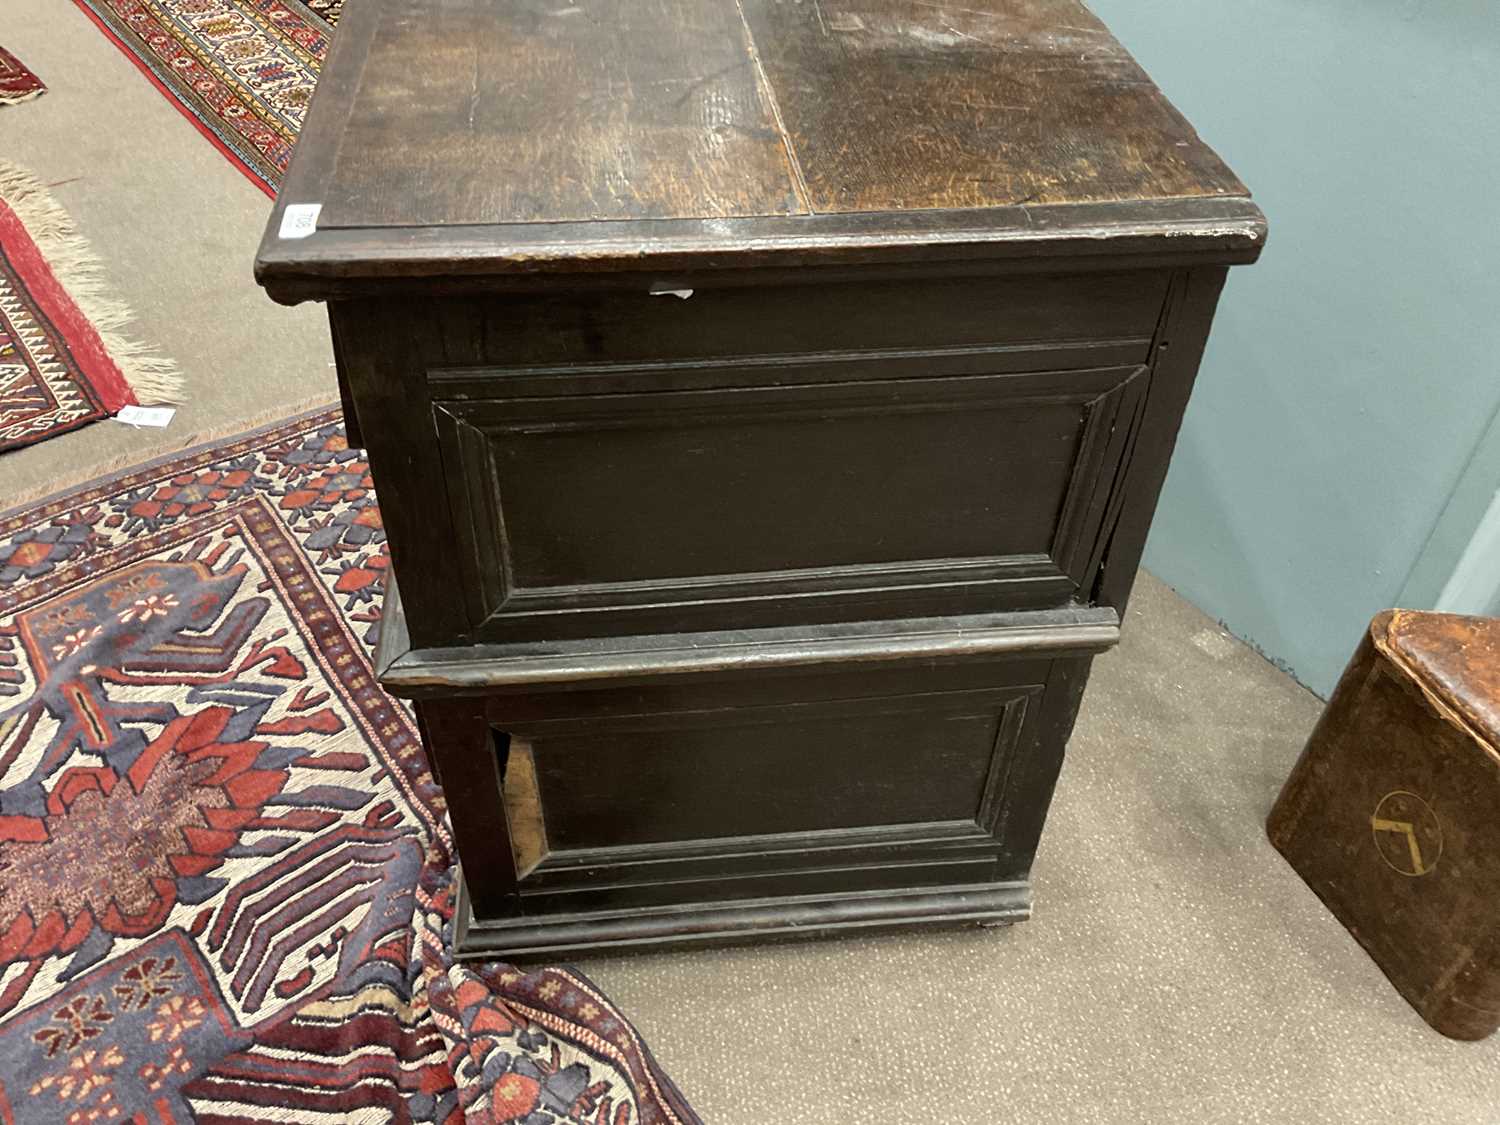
[2, 0, 333, 507]
[576, 579, 1500, 1122]
[5, 1, 1497, 1120]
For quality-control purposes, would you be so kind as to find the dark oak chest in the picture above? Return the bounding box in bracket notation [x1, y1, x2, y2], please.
[256, 0, 1263, 956]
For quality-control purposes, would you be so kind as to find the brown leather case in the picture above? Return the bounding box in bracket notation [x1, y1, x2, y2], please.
[1267, 610, 1500, 1040]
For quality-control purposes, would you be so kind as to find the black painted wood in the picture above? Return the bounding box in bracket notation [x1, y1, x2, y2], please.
[431, 359, 1147, 640]
[332, 268, 1177, 650]
[357, 258, 1233, 955]
[457, 877, 1032, 959]
[256, 0, 1259, 957]
[374, 576, 1120, 693]
[253, 0, 1263, 300]
[413, 697, 521, 919]
[419, 624, 1100, 951]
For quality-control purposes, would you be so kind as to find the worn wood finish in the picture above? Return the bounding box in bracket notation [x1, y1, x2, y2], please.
[258, 198, 1263, 302]
[320, 0, 802, 229]
[360, 256, 1233, 952]
[333, 303, 471, 643]
[431, 361, 1147, 640]
[415, 268, 1170, 366]
[332, 265, 1190, 651]
[457, 879, 1031, 958]
[283, 0, 1242, 234]
[318, 0, 1240, 232]
[1091, 267, 1228, 612]
[1268, 612, 1500, 1041]
[254, 0, 1263, 298]
[255, 0, 1261, 955]
[374, 576, 1121, 693]
[412, 697, 520, 918]
[325, 312, 362, 448]
[401, 597, 1102, 955]
[739, 0, 1243, 215]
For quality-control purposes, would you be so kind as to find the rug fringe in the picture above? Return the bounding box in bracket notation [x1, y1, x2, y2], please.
[0, 159, 184, 405]
[0, 89, 46, 106]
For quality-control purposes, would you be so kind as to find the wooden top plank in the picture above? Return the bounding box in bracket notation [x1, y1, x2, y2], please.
[257, 0, 1262, 296]
[317, 0, 805, 229]
[740, 0, 1245, 213]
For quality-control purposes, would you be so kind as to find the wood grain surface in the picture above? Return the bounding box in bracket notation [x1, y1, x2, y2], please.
[740, 0, 1244, 213]
[319, 0, 805, 229]
[268, 0, 1262, 959]
[313, 0, 1244, 232]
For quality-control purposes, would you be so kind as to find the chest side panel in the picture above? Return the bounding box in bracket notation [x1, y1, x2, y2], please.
[434, 358, 1146, 639]
[474, 654, 1092, 917]
[401, 271, 1162, 641]
[332, 266, 1219, 648]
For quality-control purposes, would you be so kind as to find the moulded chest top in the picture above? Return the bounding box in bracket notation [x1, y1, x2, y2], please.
[256, 0, 1263, 298]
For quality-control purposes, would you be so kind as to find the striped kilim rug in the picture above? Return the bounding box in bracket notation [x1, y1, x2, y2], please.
[0, 162, 181, 452]
[0, 46, 46, 106]
[71, 0, 342, 195]
[0, 408, 700, 1124]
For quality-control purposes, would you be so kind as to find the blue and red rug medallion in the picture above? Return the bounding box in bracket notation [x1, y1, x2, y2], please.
[0, 408, 700, 1124]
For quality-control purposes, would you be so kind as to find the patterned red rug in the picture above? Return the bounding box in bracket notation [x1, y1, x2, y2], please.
[0, 47, 46, 106]
[71, 0, 333, 195]
[0, 162, 182, 452]
[0, 408, 701, 1124]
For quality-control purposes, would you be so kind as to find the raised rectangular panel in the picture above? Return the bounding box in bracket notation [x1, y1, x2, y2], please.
[432, 353, 1148, 639]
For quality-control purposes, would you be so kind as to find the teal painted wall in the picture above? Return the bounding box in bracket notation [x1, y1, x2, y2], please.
[1088, 0, 1500, 697]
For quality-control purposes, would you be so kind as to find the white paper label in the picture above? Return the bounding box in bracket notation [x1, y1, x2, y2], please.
[279, 203, 322, 240]
[115, 405, 176, 428]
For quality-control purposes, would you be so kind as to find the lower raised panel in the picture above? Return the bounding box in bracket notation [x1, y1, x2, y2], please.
[521, 687, 1036, 850]
[434, 647, 1098, 953]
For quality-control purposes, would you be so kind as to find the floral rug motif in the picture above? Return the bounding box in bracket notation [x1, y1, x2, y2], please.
[0, 162, 181, 452]
[0, 408, 700, 1124]
[70, 0, 336, 194]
